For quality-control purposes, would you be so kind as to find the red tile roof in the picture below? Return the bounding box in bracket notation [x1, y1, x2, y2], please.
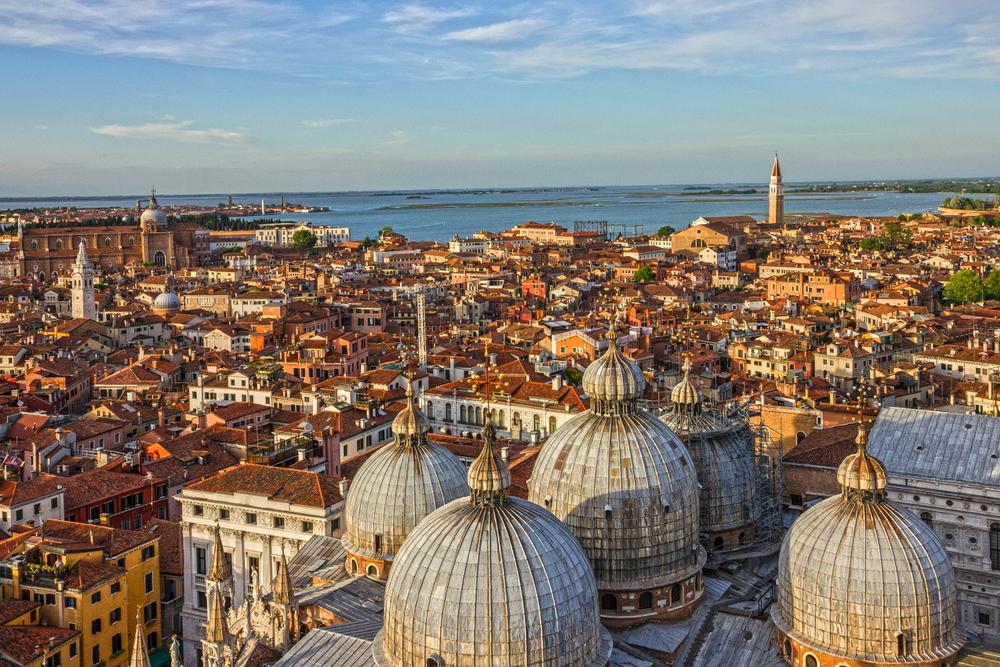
[184, 464, 342, 508]
[143, 519, 182, 575]
[38, 520, 157, 557]
[0, 625, 80, 664]
[62, 559, 124, 592]
[62, 467, 164, 513]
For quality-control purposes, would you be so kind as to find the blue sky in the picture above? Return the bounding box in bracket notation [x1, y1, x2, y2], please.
[1, 0, 998, 195]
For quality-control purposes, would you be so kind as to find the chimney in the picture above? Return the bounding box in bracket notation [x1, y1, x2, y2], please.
[969, 338, 976, 349]
[158, 407, 165, 428]
[31, 443, 39, 479]
[338, 479, 350, 498]
[829, 390, 836, 405]
[99, 513, 110, 526]
[500, 447, 508, 461]
[297, 448, 308, 462]
[551, 375, 563, 391]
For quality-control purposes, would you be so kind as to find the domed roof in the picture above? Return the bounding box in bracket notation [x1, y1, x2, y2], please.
[530, 329, 704, 590]
[773, 424, 964, 663]
[153, 291, 181, 312]
[342, 380, 468, 566]
[374, 425, 613, 667]
[140, 195, 167, 228]
[581, 325, 645, 406]
[670, 357, 702, 409]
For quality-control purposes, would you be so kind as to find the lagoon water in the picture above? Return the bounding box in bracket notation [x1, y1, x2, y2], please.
[0, 187, 963, 243]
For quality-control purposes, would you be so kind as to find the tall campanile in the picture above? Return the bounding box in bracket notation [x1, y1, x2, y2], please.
[71, 241, 96, 320]
[769, 153, 784, 226]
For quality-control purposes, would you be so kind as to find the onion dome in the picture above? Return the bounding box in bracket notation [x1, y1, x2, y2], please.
[153, 291, 181, 313]
[140, 194, 167, 229]
[374, 420, 613, 667]
[773, 424, 964, 664]
[581, 324, 646, 411]
[342, 378, 468, 575]
[390, 377, 429, 437]
[271, 554, 294, 606]
[205, 587, 230, 643]
[529, 323, 704, 622]
[670, 357, 702, 414]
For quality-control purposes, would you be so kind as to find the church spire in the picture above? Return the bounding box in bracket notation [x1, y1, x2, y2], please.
[769, 152, 784, 226]
[71, 240, 96, 320]
[129, 607, 152, 667]
[771, 152, 782, 179]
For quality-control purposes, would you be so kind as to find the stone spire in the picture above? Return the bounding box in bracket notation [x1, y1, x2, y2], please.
[205, 586, 230, 643]
[128, 607, 152, 667]
[207, 526, 230, 585]
[272, 553, 294, 606]
[771, 152, 782, 179]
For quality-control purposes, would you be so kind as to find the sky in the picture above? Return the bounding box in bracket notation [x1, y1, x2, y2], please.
[1, 0, 998, 195]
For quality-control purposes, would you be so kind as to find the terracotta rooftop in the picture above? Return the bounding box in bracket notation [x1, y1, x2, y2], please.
[39, 520, 157, 557]
[0, 475, 63, 508]
[0, 598, 41, 625]
[143, 519, 182, 575]
[61, 559, 124, 592]
[0, 625, 80, 665]
[62, 467, 164, 513]
[184, 464, 342, 508]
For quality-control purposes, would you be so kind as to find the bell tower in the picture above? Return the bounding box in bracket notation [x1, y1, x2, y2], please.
[71, 240, 96, 320]
[769, 153, 784, 226]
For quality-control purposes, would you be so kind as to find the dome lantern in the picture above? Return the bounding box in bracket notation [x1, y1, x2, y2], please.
[581, 321, 646, 416]
[467, 420, 510, 507]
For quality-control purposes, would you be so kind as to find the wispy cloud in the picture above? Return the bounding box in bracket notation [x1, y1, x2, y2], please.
[301, 118, 356, 128]
[445, 18, 543, 42]
[34, 125, 48, 130]
[384, 130, 410, 146]
[382, 4, 478, 34]
[91, 121, 249, 145]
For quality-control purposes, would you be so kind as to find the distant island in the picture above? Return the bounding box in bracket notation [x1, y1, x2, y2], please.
[791, 178, 1000, 195]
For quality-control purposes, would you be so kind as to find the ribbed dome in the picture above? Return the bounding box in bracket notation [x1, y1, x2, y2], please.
[670, 357, 702, 409]
[773, 425, 964, 664]
[837, 427, 887, 492]
[153, 291, 181, 312]
[343, 381, 468, 567]
[529, 409, 703, 589]
[374, 427, 613, 667]
[582, 327, 645, 407]
[391, 378, 429, 437]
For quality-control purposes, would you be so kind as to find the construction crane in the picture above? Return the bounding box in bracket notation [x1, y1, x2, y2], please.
[401, 284, 429, 372]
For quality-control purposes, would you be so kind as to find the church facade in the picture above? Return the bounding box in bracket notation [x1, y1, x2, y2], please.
[2, 196, 210, 281]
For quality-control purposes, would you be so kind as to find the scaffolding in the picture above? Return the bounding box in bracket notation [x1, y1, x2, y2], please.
[656, 396, 784, 560]
[573, 220, 645, 241]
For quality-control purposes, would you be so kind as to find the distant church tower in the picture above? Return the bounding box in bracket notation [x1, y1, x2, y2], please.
[71, 241, 96, 320]
[769, 153, 784, 226]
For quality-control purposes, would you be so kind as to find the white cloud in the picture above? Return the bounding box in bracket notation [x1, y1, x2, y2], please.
[34, 125, 48, 130]
[384, 130, 410, 146]
[91, 121, 249, 145]
[382, 3, 477, 34]
[301, 118, 356, 128]
[445, 18, 543, 42]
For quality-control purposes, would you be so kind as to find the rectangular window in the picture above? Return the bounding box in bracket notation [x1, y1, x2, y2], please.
[142, 545, 155, 561]
[91, 618, 101, 635]
[273, 517, 284, 529]
[46, 652, 62, 667]
[111, 633, 122, 655]
[196, 548, 206, 575]
[65, 597, 77, 609]
[110, 607, 121, 624]
[302, 521, 313, 533]
[193, 505, 203, 515]
[16, 509, 23, 521]
[111, 582, 121, 595]
[91, 591, 101, 605]
[145, 572, 154, 594]
[980, 612, 991, 626]
[220, 509, 230, 520]
[51, 497, 58, 509]
[143, 602, 157, 623]
[93, 645, 100, 666]
[69, 642, 77, 659]
[332, 518, 340, 530]
[246, 513, 256, 525]
[197, 591, 207, 609]
[46, 593, 55, 605]
[34, 503, 41, 515]
[121, 517, 130, 530]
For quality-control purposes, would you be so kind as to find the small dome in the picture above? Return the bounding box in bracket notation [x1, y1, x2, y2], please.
[390, 378, 429, 437]
[581, 326, 645, 405]
[342, 381, 468, 568]
[153, 292, 181, 312]
[773, 424, 964, 664]
[375, 427, 613, 667]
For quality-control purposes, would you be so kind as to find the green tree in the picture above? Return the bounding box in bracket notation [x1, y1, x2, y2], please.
[378, 226, 394, 237]
[943, 269, 984, 305]
[633, 266, 656, 283]
[860, 237, 885, 251]
[984, 270, 1000, 302]
[359, 236, 379, 250]
[291, 230, 318, 249]
[882, 220, 912, 251]
[657, 226, 675, 237]
[756, 248, 772, 261]
[896, 214, 907, 221]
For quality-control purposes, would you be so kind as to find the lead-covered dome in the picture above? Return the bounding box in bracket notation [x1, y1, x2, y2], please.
[529, 327, 704, 624]
[773, 425, 964, 665]
[140, 195, 167, 229]
[153, 291, 181, 312]
[581, 325, 646, 407]
[343, 379, 468, 577]
[375, 423, 613, 667]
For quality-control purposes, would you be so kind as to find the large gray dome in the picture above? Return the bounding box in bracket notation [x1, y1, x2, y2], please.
[343, 380, 468, 569]
[153, 291, 181, 312]
[375, 424, 613, 667]
[773, 426, 964, 664]
[140, 195, 167, 228]
[529, 333, 704, 595]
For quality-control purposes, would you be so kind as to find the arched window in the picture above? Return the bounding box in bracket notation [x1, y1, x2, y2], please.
[691, 238, 706, 248]
[796, 431, 807, 445]
[638, 592, 652, 610]
[896, 631, 907, 656]
[426, 402, 433, 419]
[498, 410, 505, 428]
[154, 250, 165, 266]
[533, 414, 540, 431]
[920, 512, 933, 529]
[783, 640, 792, 658]
[738, 532, 746, 546]
[671, 583, 681, 606]
[713, 536, 724, 550]
[426, 659, 441, 667]
[512, 412, 520, 425]
[367, 564, 378, 577]
[374, 534, 382, 553]
[104, 237, 112, 247]
[55, 239, 62, 250]
[129, 236, 135, 246]
[30, 240, 37, 250]
[490, 408, 496, 425]
[549, 416, 557, 434]
[805, 656, 818, 667]
[460, 405, 467, 423]
[475, 406, 482, 425]
[601, 594, 617, 612]
[38, 272, 45, 282]
[445, 404, 452, 422]
[351, 559, 358, 574]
